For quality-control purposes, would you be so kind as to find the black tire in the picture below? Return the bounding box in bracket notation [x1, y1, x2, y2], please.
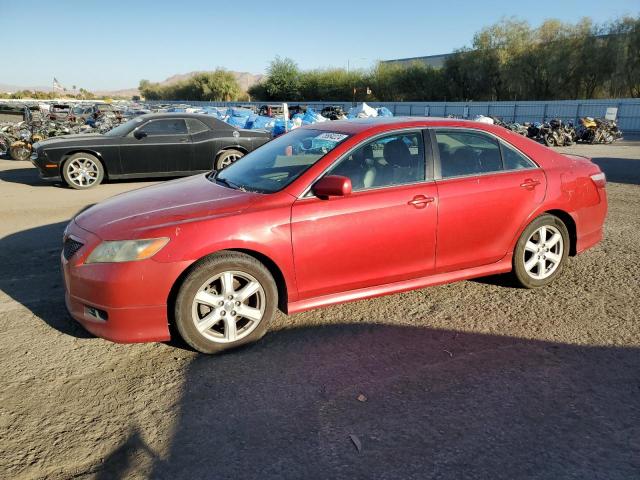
[62, 153, 104, 189]
[543, 134, 555, 147]
[9, 144, 31, 161]
[215, 149, 244, 170]
[174, 252, 278, 354]
[513, 214, 570, 289]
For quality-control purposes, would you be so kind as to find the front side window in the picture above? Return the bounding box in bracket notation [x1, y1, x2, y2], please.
[436, 130, 502, 178]
[104, 117, 144, 137]
[138, 119, 187, 136]
[327, 131, 425, 191]
[214, 128, 350, 193]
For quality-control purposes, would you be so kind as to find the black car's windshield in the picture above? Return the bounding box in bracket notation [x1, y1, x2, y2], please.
[104, 117, 144, 137]
[214, 128, 350, 193]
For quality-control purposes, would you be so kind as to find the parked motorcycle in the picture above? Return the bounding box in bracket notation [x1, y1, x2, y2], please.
[539, 119, 573, 147]
[0, 133, 10, 157]
[505, 122, 528, 136]
[576, 117, 598, 144]
[575, 117, 622, 144]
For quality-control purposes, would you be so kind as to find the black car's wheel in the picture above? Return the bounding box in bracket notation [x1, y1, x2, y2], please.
[174, 252, 278, 354]
[215, 149, 244, 170]
[513, 214, 569, 289]
[62, 153, 105, 189]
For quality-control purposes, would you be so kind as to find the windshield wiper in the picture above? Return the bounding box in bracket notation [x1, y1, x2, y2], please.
[214, 174, 246, 192]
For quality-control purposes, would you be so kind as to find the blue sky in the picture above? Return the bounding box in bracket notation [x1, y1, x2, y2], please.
[2, 0, 638, 90]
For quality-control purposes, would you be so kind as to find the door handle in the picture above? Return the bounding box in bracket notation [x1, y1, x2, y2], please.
[180, 138, 189, 143]
[408, 195, 435, 208]
[520, 179, 540, 189]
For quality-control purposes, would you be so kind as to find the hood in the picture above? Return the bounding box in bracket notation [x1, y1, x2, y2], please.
[75, 174, 259, 239]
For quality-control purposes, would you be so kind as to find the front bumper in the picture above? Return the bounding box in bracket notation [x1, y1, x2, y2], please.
[30, 149, 62, 181]
[61, 221, 191, 343]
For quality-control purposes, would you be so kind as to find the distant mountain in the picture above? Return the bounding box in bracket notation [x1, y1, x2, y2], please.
[147, 70, 264, 91]
[1, 70, 265, 98]
[0, 83, 57, 93]
[97, 70, 264, 98]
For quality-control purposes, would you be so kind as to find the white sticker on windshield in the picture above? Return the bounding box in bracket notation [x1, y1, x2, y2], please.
[315, 132, 348, 142]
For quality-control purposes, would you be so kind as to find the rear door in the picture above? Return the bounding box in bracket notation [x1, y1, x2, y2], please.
[432, 128, 546, 272]
[119, 118, 192, 175]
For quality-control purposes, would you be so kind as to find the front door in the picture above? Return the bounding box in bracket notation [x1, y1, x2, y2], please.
[291, 130, 438, 300]
[120, 118, 192, 175]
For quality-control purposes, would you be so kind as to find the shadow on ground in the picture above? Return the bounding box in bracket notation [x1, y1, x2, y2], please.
[0, 220, 94, 338]
[94, 325, 640, 480]
[0, 164, 65, 187]
[2, 219, 639, 479]
[0, 161, 172, 188]
[591, 157, 640, 185]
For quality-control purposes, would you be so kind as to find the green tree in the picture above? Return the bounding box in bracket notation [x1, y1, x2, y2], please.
[263, 57, 301, 100]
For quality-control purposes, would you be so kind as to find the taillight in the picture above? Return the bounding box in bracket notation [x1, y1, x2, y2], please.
[590, 172, 606, 188]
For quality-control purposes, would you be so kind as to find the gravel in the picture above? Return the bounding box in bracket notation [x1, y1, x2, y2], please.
[1, 142, 638, 479]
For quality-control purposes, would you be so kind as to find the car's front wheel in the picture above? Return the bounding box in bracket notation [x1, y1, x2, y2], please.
[62, 153, 104, 189]
[174, 252, 277, 354]
[513, 214, 569, 288]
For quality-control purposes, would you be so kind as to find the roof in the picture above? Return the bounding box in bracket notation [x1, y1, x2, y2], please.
[305, 116, 491, 135]
[137, 112, 233, 130]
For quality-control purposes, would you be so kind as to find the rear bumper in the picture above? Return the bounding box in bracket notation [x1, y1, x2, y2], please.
[575, 186, 608, 254]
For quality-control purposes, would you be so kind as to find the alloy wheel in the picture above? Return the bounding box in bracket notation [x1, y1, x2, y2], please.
[523, 225, 564, 280]
[67, 157, 100, 187]
[218, 152, 242, 169]
[191, 270, 265, 343]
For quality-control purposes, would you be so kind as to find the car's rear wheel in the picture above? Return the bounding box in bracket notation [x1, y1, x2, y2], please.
[174, 252, 277, 354]
[62, 153, 104, 189]
[215, 149, 244, 170]
[513, 214, 569, 288]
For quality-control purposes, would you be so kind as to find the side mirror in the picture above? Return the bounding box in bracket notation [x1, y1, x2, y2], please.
[312, 175, 352, 198]
[134, 130, 147, 140]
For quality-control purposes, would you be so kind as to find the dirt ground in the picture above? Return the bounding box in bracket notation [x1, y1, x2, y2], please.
[1, 142, 639, 479]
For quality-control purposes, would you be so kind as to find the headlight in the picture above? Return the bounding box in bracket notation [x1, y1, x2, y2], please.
[85, 238, 169, 264]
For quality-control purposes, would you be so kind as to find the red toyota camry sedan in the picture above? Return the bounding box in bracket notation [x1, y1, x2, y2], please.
[61, 117, 607, 353]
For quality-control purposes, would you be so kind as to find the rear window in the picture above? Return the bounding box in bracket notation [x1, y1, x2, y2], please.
[187, 118, 210, 134]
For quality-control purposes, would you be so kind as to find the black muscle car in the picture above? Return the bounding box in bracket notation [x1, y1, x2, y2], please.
[30, 113, 271, 189]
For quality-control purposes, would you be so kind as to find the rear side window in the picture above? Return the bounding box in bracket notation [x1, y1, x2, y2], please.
[436, 130, 502, 178]
[500, 142, 536, 170]
[140, 119, 187, 135]
[186, 118, 209, 134]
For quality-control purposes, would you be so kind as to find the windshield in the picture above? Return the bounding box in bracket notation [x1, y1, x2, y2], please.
[214, 128, 350, 193]
[103, 117, 144, 137]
